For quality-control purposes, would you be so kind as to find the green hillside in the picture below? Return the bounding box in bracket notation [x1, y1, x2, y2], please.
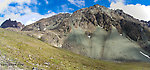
[0, 28, 150, 70]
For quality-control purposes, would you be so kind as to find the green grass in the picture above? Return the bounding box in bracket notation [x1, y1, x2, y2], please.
[0, 28, 150, 70]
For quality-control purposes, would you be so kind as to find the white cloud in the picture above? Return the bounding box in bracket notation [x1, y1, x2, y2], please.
[68, 8, 74, 11]
[0, 0, 56, 25]
[94, 0, 98, 2]
[68, 0, 85, 7]
[17, 8, 56, 25]
[61, 4, 74, 12]
[61, 5, 69, 12]
[31, 0, 38, 5]
[45, 0, 48, 4]
[0, 0, 31, 13]
[109, 0, 124, 3]
[110, 2, 150, 21]
[0, 6, 56, 25]
[24, 12, 56, 25]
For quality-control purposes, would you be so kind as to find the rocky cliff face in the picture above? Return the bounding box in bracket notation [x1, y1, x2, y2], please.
[1, 19, 24, 29]
[141, 20, 150, 27]
[147, 21, 150, 27]
[22, 4, 150, 62]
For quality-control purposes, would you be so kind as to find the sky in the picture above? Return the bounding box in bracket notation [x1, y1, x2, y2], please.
[0, 0, 150, 25]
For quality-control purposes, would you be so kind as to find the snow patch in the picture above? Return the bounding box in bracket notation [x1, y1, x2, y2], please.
[43, 28, 46, 31]
[140, 51, 150, 59]
[88, 36, 91, 38]
[38, 36, 41, 38]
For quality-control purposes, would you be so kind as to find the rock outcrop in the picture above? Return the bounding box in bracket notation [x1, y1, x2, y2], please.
[0, 19, 24, 29]
[141, 20, 150, 27]
[22, 4, 150, 62]
[147, 21, 150, 27]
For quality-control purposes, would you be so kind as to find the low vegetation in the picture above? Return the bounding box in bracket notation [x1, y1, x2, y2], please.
[0, 28, 150, 70]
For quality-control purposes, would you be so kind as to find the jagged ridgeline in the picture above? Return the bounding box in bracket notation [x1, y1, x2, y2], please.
[1, 19, 24, 29]
[22, 4, 150, 62]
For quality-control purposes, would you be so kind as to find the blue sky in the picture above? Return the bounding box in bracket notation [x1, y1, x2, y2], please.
[0, 0, 150, 25]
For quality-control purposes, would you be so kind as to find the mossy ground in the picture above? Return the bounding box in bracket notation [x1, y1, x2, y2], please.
[0, 28, 150, 70]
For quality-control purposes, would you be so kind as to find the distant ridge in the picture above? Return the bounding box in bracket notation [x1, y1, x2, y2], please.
[141, 20, 150, 27]
[0, 18, 24, 29]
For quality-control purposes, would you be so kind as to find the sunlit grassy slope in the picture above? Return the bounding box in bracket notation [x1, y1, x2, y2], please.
[0, 28, 150, 70]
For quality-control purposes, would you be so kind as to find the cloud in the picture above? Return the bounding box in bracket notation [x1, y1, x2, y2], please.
[0, 0, 56, 25]
[0, 0, 31, 13]
[110, 2, 150, 21]
[0, 6, 56, 25]
[94, 0, 98, 2]
[45, 0, 49, 4]
[24, 11, 56, 25]
[61, 4, 74, 12]
[68, 0, 85, 7]
[109, 0, 124, 3]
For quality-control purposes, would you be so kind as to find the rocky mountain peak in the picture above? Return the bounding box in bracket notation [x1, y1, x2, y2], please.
[0, 18, 24, 29]
[146, 21, 150, 27]
[22, 4, 150, 62]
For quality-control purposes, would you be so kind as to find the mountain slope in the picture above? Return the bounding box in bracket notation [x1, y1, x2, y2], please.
[22, 4, 150, 61]
[0, 28, 150, 70]
[0, 28, 104, 70]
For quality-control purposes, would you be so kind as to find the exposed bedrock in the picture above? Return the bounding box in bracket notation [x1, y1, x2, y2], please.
[22, 4, 150, 62]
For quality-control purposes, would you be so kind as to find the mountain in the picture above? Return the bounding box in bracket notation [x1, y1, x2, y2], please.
[0, 19, 24, 29]
[141, 20, 150, 27]
[147, 21, 150, 27]
[22, 4, 150, 62]
[2, 27, 150, 70]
